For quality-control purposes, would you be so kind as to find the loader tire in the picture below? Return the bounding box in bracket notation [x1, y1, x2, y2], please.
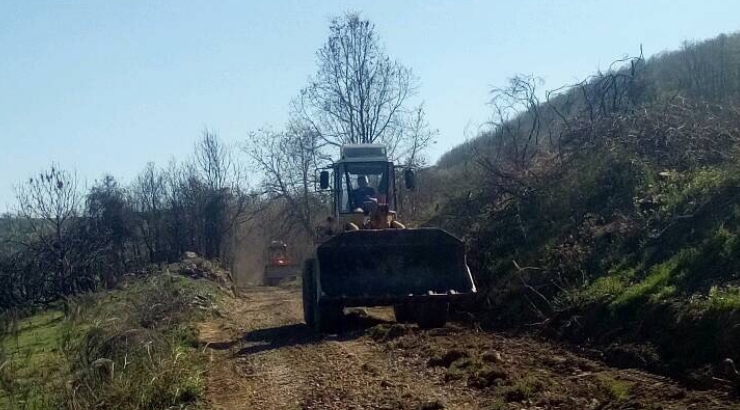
[317, 302, 343, 333]
[302, 259, 316, 328]
[393, 303, 415, 323]
[415, 302, 449, 329]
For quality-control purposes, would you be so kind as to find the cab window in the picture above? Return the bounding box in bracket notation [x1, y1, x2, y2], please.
[338, 162, 392, 213]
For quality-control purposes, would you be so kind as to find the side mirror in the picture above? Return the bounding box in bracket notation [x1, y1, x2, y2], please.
[404, 169, 416, 190]
[319, 171, 330, 190]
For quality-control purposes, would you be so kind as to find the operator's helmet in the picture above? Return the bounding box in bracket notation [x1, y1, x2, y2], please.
[357, 175, 369, 187]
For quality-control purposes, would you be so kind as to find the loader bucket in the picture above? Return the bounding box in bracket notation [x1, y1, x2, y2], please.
[316, 228, 475, 302]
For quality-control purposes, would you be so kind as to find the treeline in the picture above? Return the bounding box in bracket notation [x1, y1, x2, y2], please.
[439, 32, 740, 168]
[0, 132, 248, 309]
[651, 33, 740, 101]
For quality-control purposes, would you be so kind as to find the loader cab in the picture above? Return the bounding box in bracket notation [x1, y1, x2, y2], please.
[331, 144, 396, 216]
[336, 162, 395, 214]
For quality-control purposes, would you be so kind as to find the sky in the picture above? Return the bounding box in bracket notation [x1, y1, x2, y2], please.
[1, 0, 739, 212]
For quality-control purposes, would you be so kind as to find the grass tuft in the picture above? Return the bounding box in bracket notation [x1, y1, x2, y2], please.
[594, 374, 632, 401]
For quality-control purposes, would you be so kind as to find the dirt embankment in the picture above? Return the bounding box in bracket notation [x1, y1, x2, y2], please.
[198, 286, 738, 409]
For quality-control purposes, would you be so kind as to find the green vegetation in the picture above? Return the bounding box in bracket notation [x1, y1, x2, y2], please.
[423, 31, 740, 378]
[501, 375, 543, 402]
[594, 374, 632, 402]
[0, 272, 220, 409]
[0, 311, 66, 409]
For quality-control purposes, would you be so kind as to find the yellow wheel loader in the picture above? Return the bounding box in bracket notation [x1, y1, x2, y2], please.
[302, 144, 477, 333]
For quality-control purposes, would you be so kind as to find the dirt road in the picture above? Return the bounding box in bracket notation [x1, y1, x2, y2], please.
[198, 285, 738, 409]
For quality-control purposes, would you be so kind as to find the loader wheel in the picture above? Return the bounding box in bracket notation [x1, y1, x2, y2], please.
[415, 302, 449, 329]
[393, 303, 415, 323]
[316, 303, 344, 333]
[301, 259, 316, 328]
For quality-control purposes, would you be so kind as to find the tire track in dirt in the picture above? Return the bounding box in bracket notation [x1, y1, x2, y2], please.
[200, 286, 474, 409]
[200, 285, 739, 410]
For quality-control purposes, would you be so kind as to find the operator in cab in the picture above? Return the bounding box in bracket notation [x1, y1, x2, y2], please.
[352, 175, 376, 210]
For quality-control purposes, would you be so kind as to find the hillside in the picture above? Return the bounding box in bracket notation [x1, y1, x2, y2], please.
[423, 31, 740, 382]
[438, 32, 740, 169]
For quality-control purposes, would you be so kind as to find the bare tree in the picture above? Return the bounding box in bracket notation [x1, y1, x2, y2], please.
[192, 130, 249, 259]
[132, 162, 167, 263]
[84, 175, 133, 282]
[292, 12, 417, 148]
[278, 13, 435, 228]
[487, 75, 544, 166]
[195, 129, 241, 190]
[398, 104, 438, 167]
[246, 128, 326, 237]
[14, 165, 80, 296]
